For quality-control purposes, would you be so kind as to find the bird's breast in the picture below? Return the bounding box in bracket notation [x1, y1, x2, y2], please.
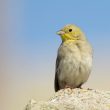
[58, 41, 92, 86]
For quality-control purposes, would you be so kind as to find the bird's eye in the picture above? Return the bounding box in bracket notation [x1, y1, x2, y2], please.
[69, 29, 72, 32]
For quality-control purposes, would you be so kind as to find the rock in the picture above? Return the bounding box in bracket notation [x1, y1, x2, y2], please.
[24, 88, 110, 110]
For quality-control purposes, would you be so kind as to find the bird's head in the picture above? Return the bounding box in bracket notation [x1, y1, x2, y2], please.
[57, 24, 86, 42]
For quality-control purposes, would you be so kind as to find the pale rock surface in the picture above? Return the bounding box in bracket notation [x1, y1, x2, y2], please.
[24, 88, 110, 110]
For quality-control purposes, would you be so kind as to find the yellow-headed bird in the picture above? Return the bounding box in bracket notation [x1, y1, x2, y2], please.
[54, 24, 93, 92]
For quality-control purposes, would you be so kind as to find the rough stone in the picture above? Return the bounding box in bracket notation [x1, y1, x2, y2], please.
[24, 88, 110, 110]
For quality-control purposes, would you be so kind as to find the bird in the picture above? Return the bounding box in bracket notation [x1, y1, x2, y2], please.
[54, 24, 93, 92]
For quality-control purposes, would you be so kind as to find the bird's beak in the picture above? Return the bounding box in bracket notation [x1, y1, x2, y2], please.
[56, 30, 65, 35]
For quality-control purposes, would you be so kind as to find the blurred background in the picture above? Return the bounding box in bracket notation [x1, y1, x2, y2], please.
[0, 0, 110, 110]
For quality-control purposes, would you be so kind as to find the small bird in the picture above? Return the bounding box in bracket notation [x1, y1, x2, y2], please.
[54, 24, 93, 92]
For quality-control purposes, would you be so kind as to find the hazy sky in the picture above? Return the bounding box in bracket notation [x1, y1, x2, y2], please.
[1, 0, 110, 110]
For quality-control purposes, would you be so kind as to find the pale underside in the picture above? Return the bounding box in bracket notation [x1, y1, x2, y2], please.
[55, 40, 92, 92]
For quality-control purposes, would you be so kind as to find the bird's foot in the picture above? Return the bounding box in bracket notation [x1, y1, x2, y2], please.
[65, 85, 75, 89]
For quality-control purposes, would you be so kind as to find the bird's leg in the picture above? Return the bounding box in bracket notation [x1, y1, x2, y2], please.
[65, 85, 75, 90]
[65, 85, 71, 89]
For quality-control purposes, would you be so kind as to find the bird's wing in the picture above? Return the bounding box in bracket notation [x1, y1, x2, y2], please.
[54, 56, 60, 92]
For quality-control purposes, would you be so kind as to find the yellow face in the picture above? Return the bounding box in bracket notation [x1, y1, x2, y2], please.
[57, 24, 82, 42]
